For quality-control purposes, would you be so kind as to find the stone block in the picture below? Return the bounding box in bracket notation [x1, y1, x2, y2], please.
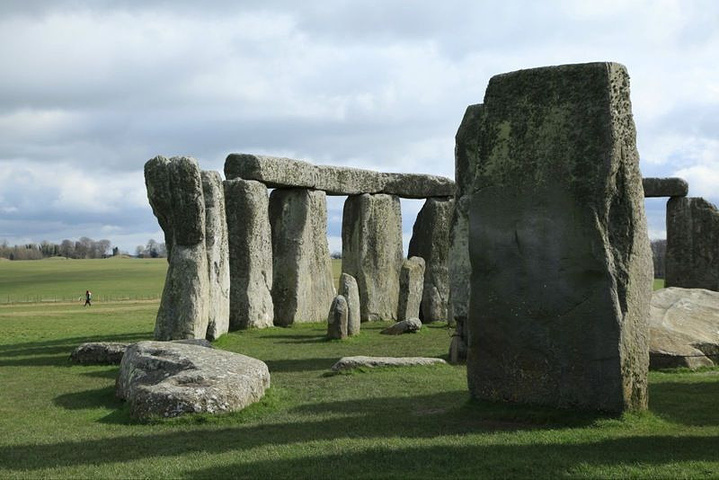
[642, 177, 688, 197]
[326, 295, 349, 340]
[397, 256, 425, 321]
[339, 273, 361, 336]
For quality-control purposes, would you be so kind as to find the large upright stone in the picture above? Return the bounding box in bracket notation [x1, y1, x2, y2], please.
[342, 194, 403, 322]
[326, 295, 349, 340]
[408, 197, 454, 323]
[448, 195, 471, 326]
[201, 171, 230, 340]
[397, 256, 425, 321]
[666, 197, 719, 291]
[467, 63, 652, 412]
[145, 156, 210, 340]
[339, 273, 361, 336]
[454, 104, 483, 198]
[224, 179, 274, 329]
[269, 188, 336, 325]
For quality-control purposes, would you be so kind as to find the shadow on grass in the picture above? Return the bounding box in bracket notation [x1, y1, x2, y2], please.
[184, 435, 719, 479]
[53, 385, 121, 411]
[650, 380, 719, 426]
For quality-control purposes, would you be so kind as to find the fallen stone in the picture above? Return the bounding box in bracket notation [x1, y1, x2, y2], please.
[467, 63, 652, 413]
[408, 197, 454, 322]
[642, 177, 689, 198]
[650, 287, 719, 369]
[145, 156, 210, 340]
[224, 179, 274, 329]
[269, 188, 336, 325]
[331, 356, 447, 372]
[666, 197, 719, 291]
[397, 257, 425, 321]
[201, 170, 230, 340]
[342, 194, 403, 322]
[326, 295, 349, 340]
[380, 318, 422, 335]
[339, 273, 361, 336]
[70, 342, 128, 365]
[116, 341, 270, 420]
[225, 154, 455, 198]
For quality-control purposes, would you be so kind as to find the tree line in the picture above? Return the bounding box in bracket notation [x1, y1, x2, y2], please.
[0, 238, 166, 261]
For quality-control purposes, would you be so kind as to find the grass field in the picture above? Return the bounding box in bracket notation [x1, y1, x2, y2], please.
[1, 259, 715, 478]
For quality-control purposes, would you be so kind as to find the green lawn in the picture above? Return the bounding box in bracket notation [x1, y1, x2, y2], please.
[1, 259, 713, 479]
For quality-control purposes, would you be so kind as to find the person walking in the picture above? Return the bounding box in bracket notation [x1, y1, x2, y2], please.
[84, 290, 92, 307]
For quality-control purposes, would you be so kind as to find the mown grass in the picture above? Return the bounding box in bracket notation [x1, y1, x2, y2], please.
[1, 259, 713, 479]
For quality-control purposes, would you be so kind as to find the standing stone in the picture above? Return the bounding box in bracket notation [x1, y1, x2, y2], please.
[342, 194, 403, 322]
[454, 104, 484, 198]
[327, 295, 349, 340]
[666, 197, 719, 291]
[224, 179, 274, 329]
[448, 195, 471, 327]
[408, 197, 454, 323]
[397, 257, 425, 321]
[145, 156, 210, 340]
[201, 171, 230, 340]
[339, 273, 361, 336]
[269, 189, 336, 325]
[467, 63, 652, 412]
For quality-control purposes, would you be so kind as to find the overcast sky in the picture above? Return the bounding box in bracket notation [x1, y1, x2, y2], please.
[0, 0, 717, 254]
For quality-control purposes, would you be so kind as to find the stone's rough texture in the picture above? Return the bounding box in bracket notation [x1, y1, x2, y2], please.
[666, 197, 719, 291]
[71, 342, 129, 365]
[397, 257, 425, 321]
[339, 273, 361, 336]
[467, 63, 653, 413]
[269, 189, 336, 325]
[145, 156, 210, 340]
[455, 104, 484, 198]
[326, 295, 349, 340]
[116, 341, 270, 420]
[408, 197, 454, 323]
[201, 171, 230, 340]
[225, 154, 455, 199]
[448, 319, 468, 364]
[649, 288, 719, 369]
[380, 318, 422, 335]
[448, 195, 472, 326]
[331, 356, 447, 372]
[642, 177, 689, 198]
[224, 179, 274, 329]
[341, 194, 403, 322]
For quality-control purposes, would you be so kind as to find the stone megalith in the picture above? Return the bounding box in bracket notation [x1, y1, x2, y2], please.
[448, 195, 471, 328]
[397, 256, 425, 321]
[269, 188, 336, 325]
[326, 295, 349, 340]
[665, 197, 719, 291]
[201, 171, 230, 340]
[467, 63, 652, 412]
[223, 178, 274, 329]
[145, 156, 210, 340]
[408, 197, 454, 323]
[341, 194, 403, 322]
[339, 273, 361, 336]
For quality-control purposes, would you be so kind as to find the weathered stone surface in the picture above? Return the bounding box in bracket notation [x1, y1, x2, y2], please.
[642, 177, 689, 198]
[145, 156, 210, 340]
[397, 257, 425, 321]
[225, 154, 455, 198]
[649, 287, 719, 370]
[448, 194, 471, 326]
[331, 356, 447, 372]
[201, 171, 230, 340]
[380, 318, 422, 335]
[326, 295, 349, 340]
[70, 342, 128, 365]
[448, 319, 468, 364]
[341, 194, 403, 322]
[339, 273, 361, 336]
[455, 104, 483, 198]
[666, 197, 719, 291]
[224, 179, 274, 329]
[408, 197, 454, 323]
[269, 188, 336, 325]
[116, 341, 270, 420]
[467, 63, 652, 412]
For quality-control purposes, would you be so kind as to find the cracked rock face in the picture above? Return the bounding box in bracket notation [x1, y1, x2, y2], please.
[116, 341, 270, 420]
[466, 63, 652, 413]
